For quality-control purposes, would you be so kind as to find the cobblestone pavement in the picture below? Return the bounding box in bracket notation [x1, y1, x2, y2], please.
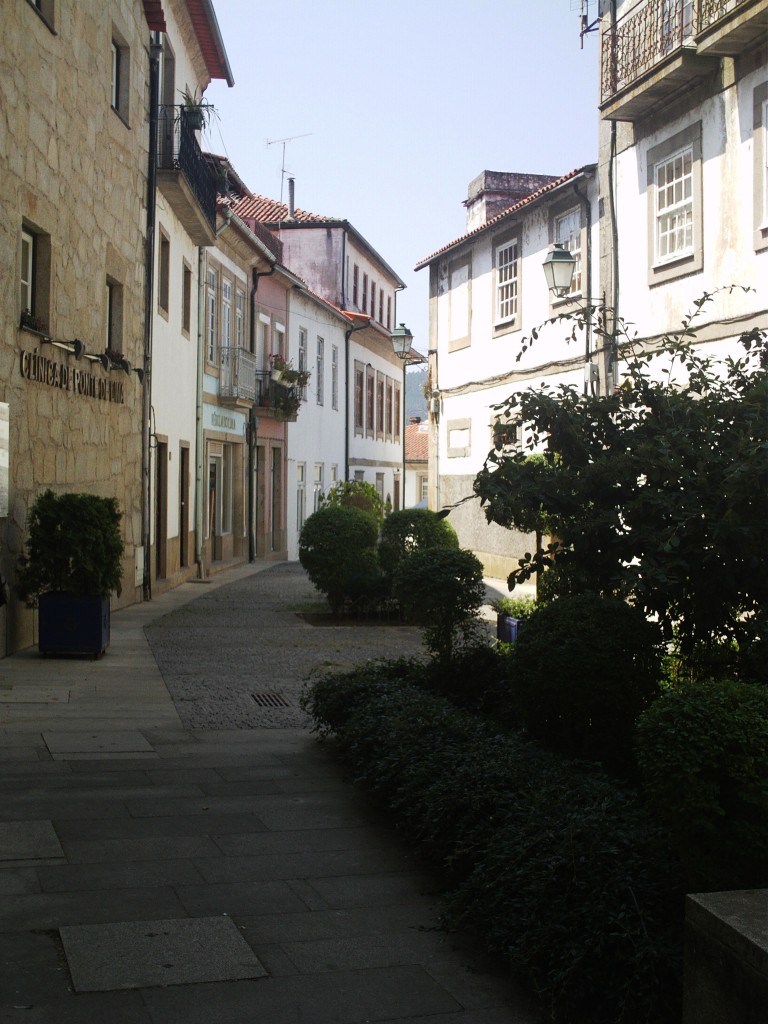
[146, 562, 427, 730]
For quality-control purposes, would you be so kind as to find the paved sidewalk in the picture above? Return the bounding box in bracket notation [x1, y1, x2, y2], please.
[0, 561, 536, 1024]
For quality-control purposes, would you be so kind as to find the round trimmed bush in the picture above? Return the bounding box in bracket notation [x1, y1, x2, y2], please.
[299, 505, 380, 614]
[636, 677, 768, 890]
[378, 508, 458, 577]
[512, 593, 662, 774]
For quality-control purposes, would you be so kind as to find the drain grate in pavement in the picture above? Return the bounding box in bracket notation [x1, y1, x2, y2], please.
[251, 692, 290, 708]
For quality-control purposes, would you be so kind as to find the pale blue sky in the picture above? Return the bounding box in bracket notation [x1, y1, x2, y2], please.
[205, 0, 600, 353]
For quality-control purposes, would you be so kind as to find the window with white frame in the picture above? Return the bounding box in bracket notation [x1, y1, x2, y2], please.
[182, 261, 192, 335]
[158, 231, 170, 315]
[754, 86, 768, 251]
[298, 327, 308, 399]
[20, 224, 51, 331]
[206, 267, 217, 363]
[331, 344, 338, 409]
[647, 122, 702, 284]
[495, 239, 519, 324]
[316, 337, 324, 406]
[655, 146, 693, 263]
[221, 279, 232, 354]
[554, 208, 582, 296]
[330, 464, 338, 484]
[20, 229, 34, 317]
[110, 31, 130, 121]
[235, 287, 245, 349]
[296, 463, 306, 532]
[273, 322, 285, 359]
[419, 475, 428, 503]
[258, 314, 270, 362]
[313, 463, 324, 511]
[763, 99, 768, 225]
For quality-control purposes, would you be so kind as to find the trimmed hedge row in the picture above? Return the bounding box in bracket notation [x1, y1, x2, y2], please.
[302, 667, 683, 1024]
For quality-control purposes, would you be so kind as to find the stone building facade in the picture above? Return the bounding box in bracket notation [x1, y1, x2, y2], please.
[0, 0, 152, 653]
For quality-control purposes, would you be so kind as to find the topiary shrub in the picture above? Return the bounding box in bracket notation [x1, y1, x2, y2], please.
[636, 677, 768, 891]
[318, 479, 384, 527]
[298, 505, 380, 615]
[378, 508, 458, 578]
[392, 546, 486, 663]
[511, 593, 662, 776]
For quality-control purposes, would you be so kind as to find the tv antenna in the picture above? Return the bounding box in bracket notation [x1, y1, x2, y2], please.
[574, 0, 599, 47]
[266, 133, 312, 202]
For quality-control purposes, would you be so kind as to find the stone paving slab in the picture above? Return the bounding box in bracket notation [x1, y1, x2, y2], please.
[0, 886, 187, 931]
[60, 916, 267, 992]
[42, 730, 155, 755]
[0, 820, 64, 861]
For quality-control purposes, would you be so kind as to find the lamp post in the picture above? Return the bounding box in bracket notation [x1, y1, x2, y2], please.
[391, 323, 413, 511]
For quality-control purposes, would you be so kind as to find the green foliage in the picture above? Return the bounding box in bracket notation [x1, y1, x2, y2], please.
[490, 594, 536, 618]
[16, 490, 124, 603]
[318, 480, 384, 527]
[378, 508, 458, 577]
[392, 547, 486, 663]
[512, 593, 662, 775]
[475, 290, 768, 667]
[298, 505, 381, 615]
[636, 678, 768, 890]
[304, 666, 682, 1024]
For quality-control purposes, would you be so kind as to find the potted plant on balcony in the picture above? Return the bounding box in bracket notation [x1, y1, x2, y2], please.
[269, 353, 310, 388]
[16, 490, 124, 657]
[178, 88, 217, 131]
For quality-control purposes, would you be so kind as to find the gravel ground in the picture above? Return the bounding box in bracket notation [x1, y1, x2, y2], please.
[145, 562, 427, 730]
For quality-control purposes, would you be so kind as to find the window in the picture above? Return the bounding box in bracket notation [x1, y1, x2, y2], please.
[353, 265, 359, 307]
[386, 295, 392, 331]
[19, 223, 51, 331]
[376, 374, 384, 437]
[331, 344, 339, 410]
[313, 464, 324, 511]
[182, 261, 192, 335]
[646, 123, 702, 284]
[375, 473, 385, 503]
[110, 31, 130, 122]
[394, 383, 401, 440]
[447, 418, 471, 458]
[330, 464, 338, 484]
[258, 314, 270, 362]
[29, 0, 55, 30]
[420, 475, 429, 503]
[158, 231, 170, 315]
[370, 281, 376, 318]
[379, 290, 384, 324]
[273, 323, 285, 359]
[235, 287, 245, 349]
[206, 267, 217, 363]
[448, 256, 471, 351]
[105, 279, 123, 353]
[362, 273, 368, 314]
[386, 380, 393, 437]
[296, 463, 306, 532]
[354, 363, 364, 433]
[221, 278, 232, 352]
[554, 209, 582, 297]
[316, 337, 324, 406]
[495, 238, 519, 324]
[753, 84, 768, 252]
[366, 368, 375, 435]
[298, 327, 308, 399]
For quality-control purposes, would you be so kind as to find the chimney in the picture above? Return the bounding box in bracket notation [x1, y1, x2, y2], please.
[288, 177, 295, 219]
[409, 416, 421, 424]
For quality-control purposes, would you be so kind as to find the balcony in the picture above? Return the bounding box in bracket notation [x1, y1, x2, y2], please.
[220, 347, 257, 405]
[156, 106, 217, 245]
[696, 0, 768, 56]
[254, 371, 302, 422]
[601, 0, 719, 121]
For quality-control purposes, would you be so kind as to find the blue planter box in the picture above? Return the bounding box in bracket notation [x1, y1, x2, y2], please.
[38, 592, 110, 657]
[497, 614, 525, 644]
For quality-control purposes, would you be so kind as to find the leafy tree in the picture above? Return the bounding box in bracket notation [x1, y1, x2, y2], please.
[318, 480, 384, 527]
[298, 505, 380, 615]
[474, 290, 768, 663]
[378, 507, 458, 578]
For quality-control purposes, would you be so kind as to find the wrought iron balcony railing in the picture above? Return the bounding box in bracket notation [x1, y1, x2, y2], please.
[697, 0, 754, 31]
[220, 347, 258, 402]
[157, 105, 216, 232]
[254, 371, 302, 421]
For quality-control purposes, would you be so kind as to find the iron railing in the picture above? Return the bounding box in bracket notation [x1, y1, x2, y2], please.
[254, 371, 301, 420]
[697, 0, 752, 30]
[157, 105, 216, 230]
[220, 347, 258, 402]
[601, 0, 694, 101]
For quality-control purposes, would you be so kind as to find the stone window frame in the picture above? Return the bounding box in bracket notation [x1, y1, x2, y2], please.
[447, 417, 471, 459]
[110, 26, 131, 125]
[447, 253, 472, 353]
[353, 361, 365, 436]
[753, 82, 768, 253]
[375, 372, 385, 439]
[365, 364, 375, 437]
[646, 122, 703, 287]
[491, 225, 522, 334]
[105, 277, 124, 355]
[157, 228, 170, 318]
[316, 336, 325, 407]
[19, 220, 52, 333]
[181, 259, 192, 337]
[393, 381, 401, 441]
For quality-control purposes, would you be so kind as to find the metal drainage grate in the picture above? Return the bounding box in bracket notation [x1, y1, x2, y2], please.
[251, 692, 290, 708]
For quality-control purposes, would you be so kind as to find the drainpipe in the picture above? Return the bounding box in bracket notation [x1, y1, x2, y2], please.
[142, 33, 162, 602]
[194, 246, 206, 578]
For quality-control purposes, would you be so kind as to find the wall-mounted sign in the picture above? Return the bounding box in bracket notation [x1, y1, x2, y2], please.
[203, 403, 245, 437]
[19, 351, 125, 405]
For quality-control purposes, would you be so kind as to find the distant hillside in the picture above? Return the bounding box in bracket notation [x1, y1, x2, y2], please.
[405, 367, 427, 421]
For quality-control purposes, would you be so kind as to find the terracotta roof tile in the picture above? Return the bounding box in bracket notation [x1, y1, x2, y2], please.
[232, 194, 331, 224]
[405, 421, 428, 463]
[414, 165, 597, 270]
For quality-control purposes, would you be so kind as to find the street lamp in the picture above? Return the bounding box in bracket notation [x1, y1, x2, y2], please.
[542, 243, 577, 298]
[391, 323, 413, 511]
[391, 322, 414, 361]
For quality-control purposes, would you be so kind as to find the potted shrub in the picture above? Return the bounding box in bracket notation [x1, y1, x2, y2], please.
[178, 88, 217, 131]
[491, 594, 535, 644]
[16, 490, 124, 657]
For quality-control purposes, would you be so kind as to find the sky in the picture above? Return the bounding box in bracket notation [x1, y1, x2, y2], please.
[204, 0, 600, 357]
